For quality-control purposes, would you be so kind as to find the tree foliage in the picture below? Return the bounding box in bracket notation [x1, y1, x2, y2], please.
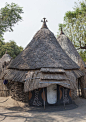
[0, 40, 23, 58]
[0, 3, 23, 58]
[0, 2, 23, 40]
[57, 0, 86, 62]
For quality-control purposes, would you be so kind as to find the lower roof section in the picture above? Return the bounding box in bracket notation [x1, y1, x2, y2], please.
[1, 68, 84, 92]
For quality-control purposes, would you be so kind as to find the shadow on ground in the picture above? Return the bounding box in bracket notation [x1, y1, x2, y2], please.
[6, 102, 78, 113]
[0, 98, 86, 122]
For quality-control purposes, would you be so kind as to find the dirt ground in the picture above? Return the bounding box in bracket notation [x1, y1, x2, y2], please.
[0, 97, 86, 122]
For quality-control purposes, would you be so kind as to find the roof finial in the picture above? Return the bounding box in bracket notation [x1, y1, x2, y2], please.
[41, 18, 48, 29]
[60, 26, 64, 35]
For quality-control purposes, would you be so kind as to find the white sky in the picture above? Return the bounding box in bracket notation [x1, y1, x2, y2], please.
[0, 0, 80, 48]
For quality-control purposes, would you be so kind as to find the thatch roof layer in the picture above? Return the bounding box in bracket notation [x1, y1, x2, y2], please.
[8, 28, 79, 70]
[73, 70, 84, 78]
[0, 53, 11, 63]
[0, 53, 11, 71]
[40, 68, 65, 73]
[1, 69, 27, 82]
[24, 79, 73, 92]
[1, 68, 80, 91]
[40, 73, 67, 80]
[24, 69, 77, 92]
[57, 34, 86, 69]
[0, 53, 12, 79]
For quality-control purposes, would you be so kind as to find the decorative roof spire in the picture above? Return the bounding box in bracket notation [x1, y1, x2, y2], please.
[60, 27, 64, 35]
[41, 18, 48, 29]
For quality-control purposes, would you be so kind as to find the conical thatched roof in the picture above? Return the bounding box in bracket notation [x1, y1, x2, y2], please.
[57, 31, 86, 69]
[0, 53, 11, 63]
[8, 21, 79, 70]
[0, 52, 11, 78]
[0, 52, 11, 70]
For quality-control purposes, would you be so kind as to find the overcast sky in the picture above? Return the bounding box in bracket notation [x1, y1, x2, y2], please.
[1, 0, 80, 48]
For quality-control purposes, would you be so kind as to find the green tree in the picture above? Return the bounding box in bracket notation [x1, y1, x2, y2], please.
[0, 3, 23, 58]
[57, 0, 86, 61]
[0, 2, 23, 40]
[0, 40, 23, 58]
[79, 50, 86, 62]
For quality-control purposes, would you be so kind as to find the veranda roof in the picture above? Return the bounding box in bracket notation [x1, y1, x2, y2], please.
[1, 68, 79, 91]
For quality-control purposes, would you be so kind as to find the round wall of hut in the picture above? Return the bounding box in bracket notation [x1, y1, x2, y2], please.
[7, 81, 29, 103]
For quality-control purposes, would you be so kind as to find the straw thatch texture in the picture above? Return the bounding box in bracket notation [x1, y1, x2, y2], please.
[0, 53, 11, 73]
[1, 68, 78, 92]
[1, 69, 68, 82]
[24, 79, 72, 92]
[40, 68, 65, 73]
[8, 28, 79, 70]
[57, 34, 86, 69]
[24, 70, 73, 92]
[1, 69, 28, 82]
[24, 69, 78, 92]
[73, 70, 84, 78]
[41, 73, 68, 80]
[0, 53, 11, 63]
[66, 71, 77, 87]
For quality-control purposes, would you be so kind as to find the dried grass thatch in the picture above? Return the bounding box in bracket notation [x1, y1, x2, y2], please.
[57, 34, 86, 69]
[24, 69, 79, 92]
[0, 53, 11, 73]
[1, 68, 82, 92]
[8, 27, 79, 70]
[0, 53, 11, 63]
[1, 69, 27, 82]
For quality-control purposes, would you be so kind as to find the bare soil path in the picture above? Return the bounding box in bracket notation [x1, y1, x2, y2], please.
[0, 97, 86, 122]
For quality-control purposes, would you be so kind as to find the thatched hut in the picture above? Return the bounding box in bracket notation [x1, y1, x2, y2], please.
[0, 52, 12, 97]
[1, 18, 84, 106]
[57, 28, 86, 98]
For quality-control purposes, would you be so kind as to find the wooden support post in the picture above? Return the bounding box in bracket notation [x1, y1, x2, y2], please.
[63, 88, 65, 109]
[43, 88, 45, 109]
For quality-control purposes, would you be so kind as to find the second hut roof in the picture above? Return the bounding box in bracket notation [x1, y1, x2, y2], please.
[57, 28, 86, 69]
[0, 52, 11, 70]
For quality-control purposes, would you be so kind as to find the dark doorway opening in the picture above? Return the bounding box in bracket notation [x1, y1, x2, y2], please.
[78, 78, 82, 97]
